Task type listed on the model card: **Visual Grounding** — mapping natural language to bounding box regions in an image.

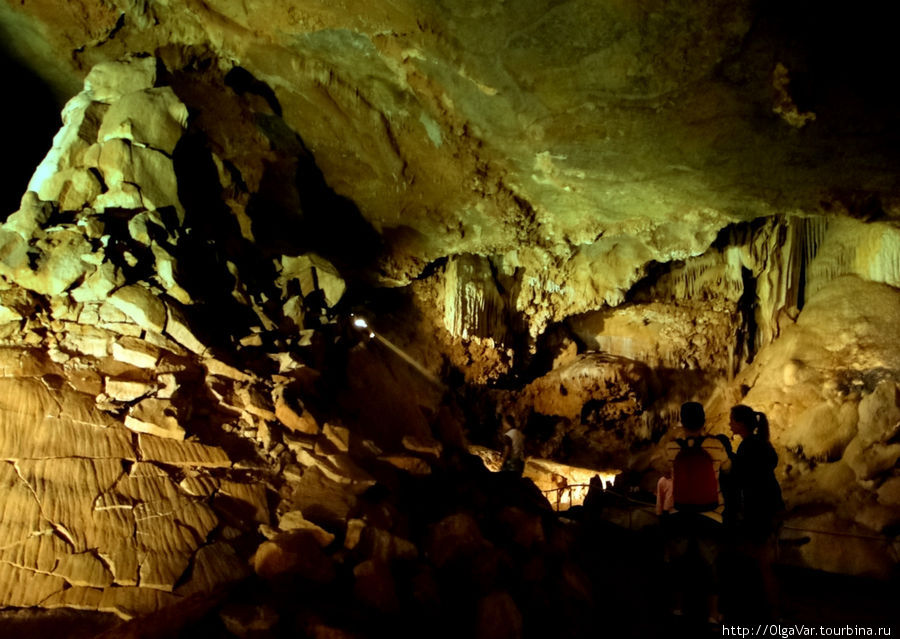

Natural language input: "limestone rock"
[166,304,208,356]
[217,480,269,525]
[59,326,111,359]
[84,57,157,103]
[1,229,95,297]
[151,242,192,304]
[93,182,144,211]
[175,542,248,598]
[137,435,231,468]
[42,585,181,621]
[323,423,350,452]
[401,434,442,458]
[97,87,188,154]
[294,449,375,486]
[289,467,359,528]
[857,381,900,445]
[112,337,160,369]
[276,510,335,547]
[203,357,251,382]
[40,168,103,211]
[71,261,126,304]
[125,399,185,440]
[497,507,545,549]
[280,254,345,308]
[252,531,335,583]
[344,518,366,550]
[178,473,220,498]
[25,93,106,202]
[4,191,54,240]
[108,285,167,333]
[105,378,154,402]
[236,383,277,420]
[0,378,133,460]
[0,563,67,607]
[844,436,900,482]
[274,387,318,435]
[0,305,22,323]
[282,295,305,329]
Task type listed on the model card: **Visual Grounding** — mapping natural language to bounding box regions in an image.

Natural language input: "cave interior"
[0,0,899,635]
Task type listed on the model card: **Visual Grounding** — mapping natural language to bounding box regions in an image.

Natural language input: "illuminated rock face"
[1,1,900,624]
[3,1,900,320]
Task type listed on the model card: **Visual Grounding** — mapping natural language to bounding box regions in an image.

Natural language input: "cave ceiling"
[0,2,900,608]
[3,0,899,306]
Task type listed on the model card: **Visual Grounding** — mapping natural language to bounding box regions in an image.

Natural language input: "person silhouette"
[719,404,784,621]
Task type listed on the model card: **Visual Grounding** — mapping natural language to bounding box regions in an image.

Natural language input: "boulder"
[216,480,270,525]
[857,381,900,445]
[844,436,900,482]
[4,192,54,239]
[236,383,277,421]
[277,510,335,547]
[280,254,345,308]
[112,337,160,369]
[97,87,187,155]
[252,531,335,583]
[323,423,350,452]
[71,261,125,303]
[84,57,157,103]
[167,304,208,356]
[125,399,185,440]
[108,285,167,333]
[105,378,155,402]
[274,386,318,435]
[785,402,857,461]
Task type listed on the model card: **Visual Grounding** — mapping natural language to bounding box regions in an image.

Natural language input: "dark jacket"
[722,436,784,542]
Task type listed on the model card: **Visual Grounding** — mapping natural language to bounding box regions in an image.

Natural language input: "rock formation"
[1,0,900,633]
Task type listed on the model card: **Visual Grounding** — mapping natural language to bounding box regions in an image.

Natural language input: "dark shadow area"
[244,127,384,277]
[171,129,274,350]
[224,66,282,117]
[723,0,900,145]
[1,49,60,219]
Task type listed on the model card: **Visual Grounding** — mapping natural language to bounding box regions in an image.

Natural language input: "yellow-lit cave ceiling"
[0,0,899,635]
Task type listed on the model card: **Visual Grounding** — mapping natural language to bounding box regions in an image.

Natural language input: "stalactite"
[444,254,509,344]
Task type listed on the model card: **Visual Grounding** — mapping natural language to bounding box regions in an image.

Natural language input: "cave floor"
[0,534,896,638]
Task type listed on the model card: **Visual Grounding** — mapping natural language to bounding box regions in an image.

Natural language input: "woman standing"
[721,405,785,620]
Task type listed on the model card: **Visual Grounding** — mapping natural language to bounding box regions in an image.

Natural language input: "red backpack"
[673,436,719,512]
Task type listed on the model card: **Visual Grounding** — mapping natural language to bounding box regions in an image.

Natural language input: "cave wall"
[3,0,900,323]
[1,0,900,592]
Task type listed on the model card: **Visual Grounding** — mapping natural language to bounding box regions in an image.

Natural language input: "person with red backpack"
[663,401,730,623]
